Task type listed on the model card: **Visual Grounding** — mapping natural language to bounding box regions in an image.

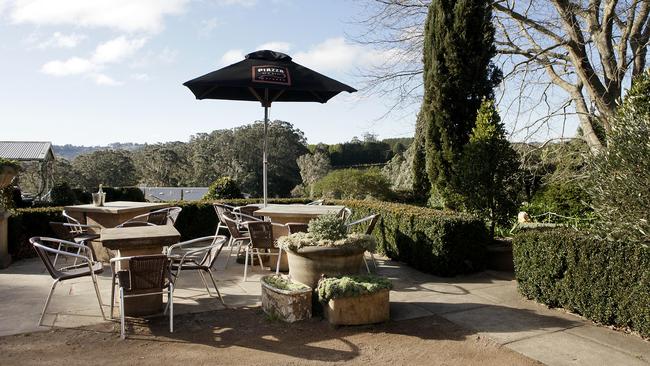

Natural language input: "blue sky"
[0,0,418,146]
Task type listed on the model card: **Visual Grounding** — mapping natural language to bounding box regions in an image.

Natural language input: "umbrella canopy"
[183,50,356,205]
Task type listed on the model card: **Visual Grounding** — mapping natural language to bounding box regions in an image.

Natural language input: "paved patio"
[0,251,648,366]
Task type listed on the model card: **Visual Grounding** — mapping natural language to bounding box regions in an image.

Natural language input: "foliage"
[414,0,502,207]
[513,229,650,337]
[189,120,307,197]
[0,158,21,210]
[0,158,21,171]
[526,181,592,220]
[277,232,376,252]
[7,207,63,259]
[382,142,415,191]
[72,150,138,189]
[307,214,347,241]
[587,70,650,246]
[327,138,393,167]
[102,187,145,202]
[311,168,393,201]
[457,100,521,236]
[262,275,309,292]
[49,183,76,206]
[317,275,393,302]
[203,177,243,200]
[132,142,190,187]
[296,151,331,196]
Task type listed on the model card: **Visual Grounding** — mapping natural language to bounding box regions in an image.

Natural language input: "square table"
[101,225,181,316]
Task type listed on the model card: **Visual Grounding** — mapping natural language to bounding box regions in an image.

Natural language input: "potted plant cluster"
[317,275,393,325]
[261,274,312,322]
[277,214,376,289]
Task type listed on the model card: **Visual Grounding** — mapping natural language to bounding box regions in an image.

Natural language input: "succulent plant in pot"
[277,214,376,289]
[316,275,392,325]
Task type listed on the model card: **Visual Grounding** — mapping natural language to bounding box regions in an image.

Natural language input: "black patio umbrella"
[183,49,356,206]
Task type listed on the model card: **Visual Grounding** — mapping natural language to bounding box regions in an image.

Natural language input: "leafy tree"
[72,150,138,189]
[296,151,331,196]
[312,168,393,201]
[203,176,243,200]
[49,182,77,206]
[413,0,501,208]
[588,70,650,246]
[132,142,190,187]
[457,100,520,236]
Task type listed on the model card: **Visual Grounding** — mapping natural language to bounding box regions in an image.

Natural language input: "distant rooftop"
[0,141,54,161]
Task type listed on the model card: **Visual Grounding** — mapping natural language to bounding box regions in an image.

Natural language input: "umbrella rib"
[248,87,264,103]
[198,85,221,100]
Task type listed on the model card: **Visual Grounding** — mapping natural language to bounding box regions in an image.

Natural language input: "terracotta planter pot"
[285,246,365,289]
[323,288,390,325]
[261,275,312,322]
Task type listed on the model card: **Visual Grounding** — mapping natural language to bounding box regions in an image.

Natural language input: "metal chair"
[115,221,157,228]
[213,203,236,236]
[166,236,228,307]
[243,221,285,281]
[118,207,182,227]
[339,207,353,223]
[29,237,106,326]
[306,199,324,206]
[346,214,380,272]
[109,254,173,339]
[49,221,100,266]
[222,211,251,268]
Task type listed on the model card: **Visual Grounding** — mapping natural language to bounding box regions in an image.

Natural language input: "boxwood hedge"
[513,229,649,337]
[8,198,489,276]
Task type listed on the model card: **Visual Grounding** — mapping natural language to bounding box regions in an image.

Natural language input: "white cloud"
[256,41,291,53]
[92,36,146,64]
[293,37,395,72]
[131,73,150,81]
[199,17,220,37]
[37,32,86,49]
[41,57,96,76]
[220,49,244,65]
[93,73,121,86]
[8,0,188,33]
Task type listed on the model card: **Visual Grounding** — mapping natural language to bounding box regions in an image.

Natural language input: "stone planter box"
[261,275,312,323]
[323,288,390,325]
[285,246,365,289]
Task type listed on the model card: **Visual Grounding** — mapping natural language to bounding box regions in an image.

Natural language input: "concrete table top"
[100,225,181,250]
[253,204,345,219]
[64,201,169,215]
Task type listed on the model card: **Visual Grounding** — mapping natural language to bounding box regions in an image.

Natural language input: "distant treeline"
[309,135,412,168]
[53,143,145,160]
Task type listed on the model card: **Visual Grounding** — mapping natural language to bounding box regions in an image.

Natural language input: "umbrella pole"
[263,105,268,207]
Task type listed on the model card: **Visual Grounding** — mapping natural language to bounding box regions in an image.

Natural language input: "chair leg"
[197,270,212,296]
[255,249,265,270]
[120,287,126,339]
[90,272,106,320]
[38,280,59,326]
[110,273,116,319]
[206,268,226,307]
[370,252,378,269]
[169,283,174,333]
[363,255,371,274]
[275,247,282,275]
[243,246,250,282]
[224,237,234,268]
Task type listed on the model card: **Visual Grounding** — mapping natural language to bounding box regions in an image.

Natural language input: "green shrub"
[8,207,63,259]
[308,214,347,241]
[311,168,393,200]
[49,183,77,206]
[102,187,145,202]
[203,177,243,200]
[317,275,393,302]
[526,181,592,220]
[513,229,650,337]
[262,275,309,291]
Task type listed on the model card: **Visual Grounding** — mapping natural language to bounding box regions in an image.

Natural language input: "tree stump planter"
[261,275,312,323]
[285,246,365,289]
[323,288,390,325]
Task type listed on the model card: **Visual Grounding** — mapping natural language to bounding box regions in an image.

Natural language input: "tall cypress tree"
[413,0,501,207]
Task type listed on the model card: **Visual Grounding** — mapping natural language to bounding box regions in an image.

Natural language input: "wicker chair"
[110,254,173,339]
[346,214,380,272]
[29,237,106,326]
[167,236,228,307]
[243,221,285,281]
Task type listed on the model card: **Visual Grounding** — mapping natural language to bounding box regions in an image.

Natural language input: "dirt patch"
[0,307,540,365]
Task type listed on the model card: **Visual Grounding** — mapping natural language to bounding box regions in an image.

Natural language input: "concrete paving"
[0,251,648,365]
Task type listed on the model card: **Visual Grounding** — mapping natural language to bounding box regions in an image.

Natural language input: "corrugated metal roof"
[0,141,54,161]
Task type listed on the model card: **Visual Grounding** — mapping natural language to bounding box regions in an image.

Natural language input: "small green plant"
[308,214,347,241]
[262,275,309,292]
[277,232,376,252]
[203,176,243,200]
[317,275,393,302]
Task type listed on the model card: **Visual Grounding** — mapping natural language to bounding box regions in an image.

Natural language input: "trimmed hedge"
[513,229,650,337]
[8,198,489,277]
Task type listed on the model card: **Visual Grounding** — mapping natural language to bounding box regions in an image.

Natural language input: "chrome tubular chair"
[286,222,309,234]
[30,237,106,326]
[339,207,353,223]
[243,221,285,281]
[49,221,100,266]
[109,254,173,339]
[306,199,324,206]
[346,214,381,272]
[213,203,236,236]
[166,236,228,307]
[222,211,251,268]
